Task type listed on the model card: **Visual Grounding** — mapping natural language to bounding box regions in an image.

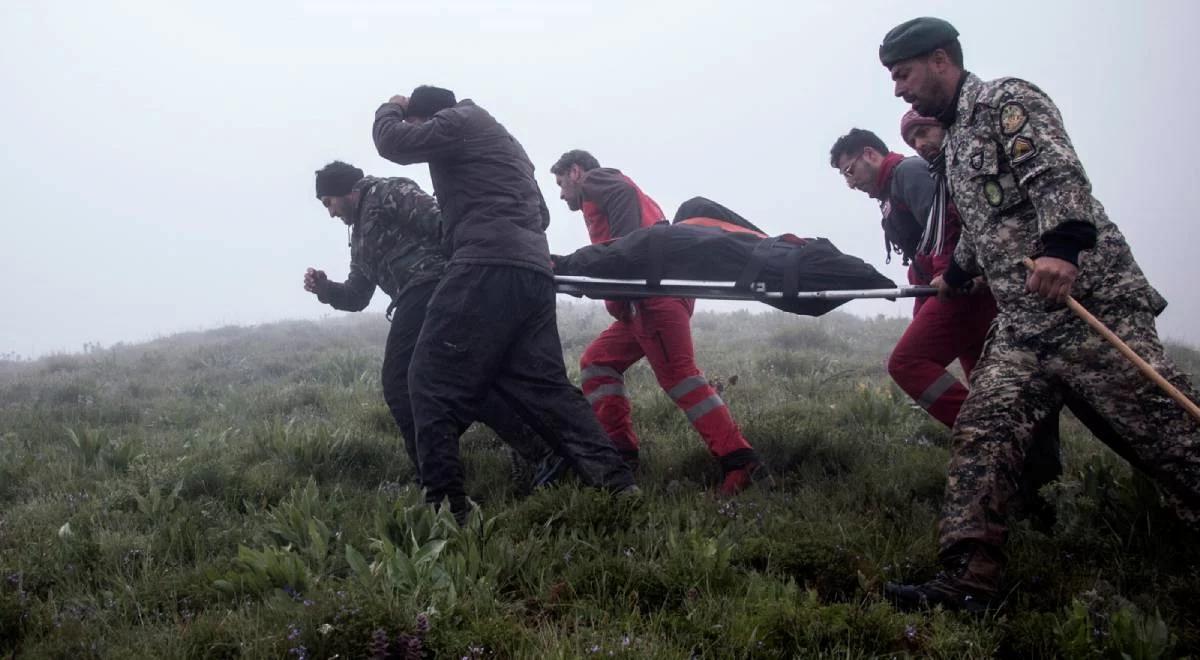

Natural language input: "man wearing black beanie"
[305,160,575,497]
[372,89,638,522]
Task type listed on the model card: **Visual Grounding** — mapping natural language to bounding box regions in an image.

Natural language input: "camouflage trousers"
[938,301,1200,575]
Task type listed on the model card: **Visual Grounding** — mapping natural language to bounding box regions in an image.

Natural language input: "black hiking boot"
[884,573,994,613]
[885,542,1003,614]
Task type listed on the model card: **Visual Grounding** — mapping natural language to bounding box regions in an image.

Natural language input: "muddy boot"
[884,542,1003,614]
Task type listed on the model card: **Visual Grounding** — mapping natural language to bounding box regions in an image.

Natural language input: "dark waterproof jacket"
[373,100,552,275]
[317,176,448,311]
[555,202,895,317]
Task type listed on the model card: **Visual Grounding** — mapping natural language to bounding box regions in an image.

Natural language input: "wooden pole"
[1023,257,1200,423]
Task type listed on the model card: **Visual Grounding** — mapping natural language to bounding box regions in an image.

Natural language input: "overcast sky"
[2,0,1196,357]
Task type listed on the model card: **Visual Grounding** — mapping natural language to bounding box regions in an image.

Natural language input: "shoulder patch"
[970,150,984,170]
[1000,102,1027,136]
[1010,136,1038,165]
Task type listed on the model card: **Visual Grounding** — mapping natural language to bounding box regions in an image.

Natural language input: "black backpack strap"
[735,236,780,290]
[645,224,668,287]
[781,240,810,298]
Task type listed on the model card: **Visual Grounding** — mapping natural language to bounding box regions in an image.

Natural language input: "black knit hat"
[879,17,959,67]
[407,85,457,118]
[314,161,363,199]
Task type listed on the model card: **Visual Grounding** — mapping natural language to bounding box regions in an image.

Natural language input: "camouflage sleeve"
[316,262,375,312]
[373,103,465,165]
[995,80,1099,237]
[375,178,443,243]
[947,229,982,286]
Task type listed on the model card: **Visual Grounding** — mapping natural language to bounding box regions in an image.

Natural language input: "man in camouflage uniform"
[304,161,563,491]
[877,17,1200,612]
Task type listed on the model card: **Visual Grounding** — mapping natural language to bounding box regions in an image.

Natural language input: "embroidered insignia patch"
[970,150,984,170]
[1010,136,1037,164]
[1000,102,1027,136]
[983,178,1004,207]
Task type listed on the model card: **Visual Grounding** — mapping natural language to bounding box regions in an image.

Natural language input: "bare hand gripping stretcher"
[551,197,935,316]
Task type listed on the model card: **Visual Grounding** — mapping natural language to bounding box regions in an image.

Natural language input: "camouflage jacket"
[316,176,447,312]
[944,72,1165,339]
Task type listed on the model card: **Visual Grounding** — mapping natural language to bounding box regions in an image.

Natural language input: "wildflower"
[402,635,423,660]
[369,628,390,660]
[416,612,431,634]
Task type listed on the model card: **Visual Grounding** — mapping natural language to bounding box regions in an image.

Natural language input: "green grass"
[1,305,1198,658]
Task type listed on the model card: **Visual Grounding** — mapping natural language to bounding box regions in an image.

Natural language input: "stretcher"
[551,198,926,315]
[554,275,936,304]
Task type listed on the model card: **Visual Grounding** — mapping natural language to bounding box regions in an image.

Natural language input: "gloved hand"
[605,299,632,322]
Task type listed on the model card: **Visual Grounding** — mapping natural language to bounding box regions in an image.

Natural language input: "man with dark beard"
[877,17,1200,611]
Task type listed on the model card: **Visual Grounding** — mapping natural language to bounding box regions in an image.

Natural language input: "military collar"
[936,71,972,128]
[951,72,984,129]
[349,176,380,226]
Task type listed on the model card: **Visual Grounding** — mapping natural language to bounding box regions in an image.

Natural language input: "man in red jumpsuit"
[830,124,996,427]
[551,150,767,494]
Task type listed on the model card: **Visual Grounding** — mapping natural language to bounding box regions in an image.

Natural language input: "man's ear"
[929,49,950,73]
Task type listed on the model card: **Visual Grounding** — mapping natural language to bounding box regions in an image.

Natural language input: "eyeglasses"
[839,152,865,180]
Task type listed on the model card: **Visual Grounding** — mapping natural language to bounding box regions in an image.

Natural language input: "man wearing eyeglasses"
[830,128,995,429]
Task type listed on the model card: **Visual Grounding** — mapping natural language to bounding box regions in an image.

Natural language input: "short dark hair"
[550,149,601,175]
[829,129,888,168]
[931,38,964,67]
[408,85,457,118]
[314,160,364,198]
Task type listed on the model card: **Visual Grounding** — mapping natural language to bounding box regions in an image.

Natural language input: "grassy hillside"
[1,304,1198,658]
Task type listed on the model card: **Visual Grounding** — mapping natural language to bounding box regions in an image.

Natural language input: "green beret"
[879,17,959,67]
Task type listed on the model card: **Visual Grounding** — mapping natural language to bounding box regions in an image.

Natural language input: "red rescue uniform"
[876,153,997,428]
[575,168,757,470]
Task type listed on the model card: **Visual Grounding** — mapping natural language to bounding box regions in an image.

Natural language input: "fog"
[2,0,1196,357]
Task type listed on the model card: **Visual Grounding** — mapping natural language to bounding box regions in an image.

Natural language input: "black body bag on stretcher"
[553,197,897,317]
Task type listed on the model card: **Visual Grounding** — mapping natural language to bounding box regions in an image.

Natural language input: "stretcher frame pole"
[552,275,935,301]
